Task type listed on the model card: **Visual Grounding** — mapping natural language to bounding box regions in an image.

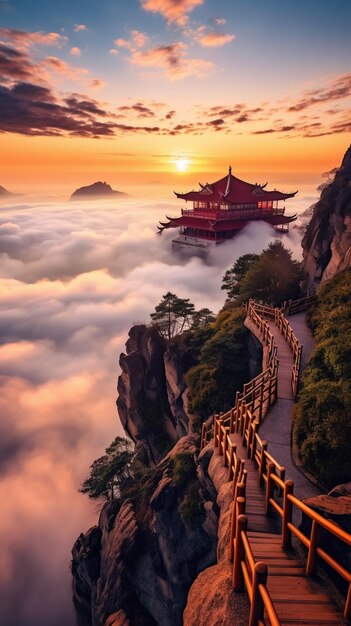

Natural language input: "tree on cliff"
[221,253,259,300]
[150,292,196,339]
[79,436,134,500]
[222,242,302,306]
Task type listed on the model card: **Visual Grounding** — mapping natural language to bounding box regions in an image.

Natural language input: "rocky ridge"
[302,145,351,287]
[70,181,127,200]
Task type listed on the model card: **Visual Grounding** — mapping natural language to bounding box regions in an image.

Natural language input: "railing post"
[218,414,224,456]
[258,382,264,423]
[265,462,275,514]
[306,520,322,576]
[259,441,267,485]
[213,414,219,447]
[223,428,228,467]
[229,491,245,561]
[282,480,294,549]
[229,407,234,433]
[228,443,236,481]
[249,562,268,626]
[250,420,258,460]
[232,514,248,590]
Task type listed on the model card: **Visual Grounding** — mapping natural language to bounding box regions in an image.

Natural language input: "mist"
[0,195,307,626]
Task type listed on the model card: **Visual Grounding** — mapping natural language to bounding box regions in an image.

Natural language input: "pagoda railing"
[181,207,285,220]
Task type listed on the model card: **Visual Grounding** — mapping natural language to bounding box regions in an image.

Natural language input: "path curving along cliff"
[193,299,350,626]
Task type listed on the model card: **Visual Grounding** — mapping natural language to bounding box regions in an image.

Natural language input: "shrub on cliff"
[150,292,214,339]
[79,436,134,500]
[186,306,250,429]
[294,268,351,487]
[222,242,303,306]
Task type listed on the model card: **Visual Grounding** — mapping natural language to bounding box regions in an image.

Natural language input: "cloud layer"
[0,195,304,626]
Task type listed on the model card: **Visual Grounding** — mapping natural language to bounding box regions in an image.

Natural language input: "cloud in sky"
[140,0,204,26]
[0,82,117,136]
[69,46,81,56]
[114,29,148,52]
[197,30,235,47]
[130,41,214,79]
[185,24,235,47]
[74,24,88,32]
[0,27,68,50]
[287,72,351,112]
[0,28,350,139]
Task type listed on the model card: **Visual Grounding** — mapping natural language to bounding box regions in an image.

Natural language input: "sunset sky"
[1,0,350,195]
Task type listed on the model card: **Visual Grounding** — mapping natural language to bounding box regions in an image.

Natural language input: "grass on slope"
[294,268,351,488]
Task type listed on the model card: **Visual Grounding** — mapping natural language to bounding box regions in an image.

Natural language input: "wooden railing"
[282,293,318,316]
[212,401,351,623]
[247,300,303,397]
[200,295,351,623]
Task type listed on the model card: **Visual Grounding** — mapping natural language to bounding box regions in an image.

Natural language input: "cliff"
[72,436,218,626]
[72,319,261,625]
[70,181,127,200]
[117,325,195,466]
[302,145,351,287]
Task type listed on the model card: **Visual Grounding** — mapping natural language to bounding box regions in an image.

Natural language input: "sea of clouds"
[0,195,311,626]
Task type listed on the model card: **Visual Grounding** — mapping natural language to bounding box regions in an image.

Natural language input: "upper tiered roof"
[175,166,297,205]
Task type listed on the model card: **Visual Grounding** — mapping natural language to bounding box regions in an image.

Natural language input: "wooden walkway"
[228,432,343,625]
[209,303,348,625]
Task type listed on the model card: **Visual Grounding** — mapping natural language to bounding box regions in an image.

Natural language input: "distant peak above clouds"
[0,185,15,198]
[70,181,128,200]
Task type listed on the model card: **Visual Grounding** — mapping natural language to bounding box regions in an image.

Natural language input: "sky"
[0,1,350,625]
[0,0,350,195]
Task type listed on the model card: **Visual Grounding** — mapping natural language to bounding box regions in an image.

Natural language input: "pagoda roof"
[175,167,297,204]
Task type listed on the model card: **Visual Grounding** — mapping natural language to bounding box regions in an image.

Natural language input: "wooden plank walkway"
[218,310,345,625]
[252,533,344,625]
[226,432,344,625]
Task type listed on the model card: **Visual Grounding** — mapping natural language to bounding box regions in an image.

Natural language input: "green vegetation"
[79,436,134,501]
[171,452,204,529]
[221,253,259,300]
[294,269,351,487]
[221,241,303,306]
[151,292,214,340]
[186,306,250,430]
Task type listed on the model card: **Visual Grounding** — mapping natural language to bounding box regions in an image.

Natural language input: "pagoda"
[157,167,297,248]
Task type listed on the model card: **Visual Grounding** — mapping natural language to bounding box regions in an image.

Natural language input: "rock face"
[184,444,250,626]
[302,145,351,288]
[301,483,351,589]
[71,437,218,626]
[0,185,15,198]
[72,322,261,625]
[70,181,127,200]
[117,325,195,465]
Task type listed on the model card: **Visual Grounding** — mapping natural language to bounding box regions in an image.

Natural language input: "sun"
[175,157,189,172]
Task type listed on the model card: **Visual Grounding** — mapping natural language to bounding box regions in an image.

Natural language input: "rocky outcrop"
[184,444,250,625]
[302,145,351,288]
[117,325,195,465]
[71,437,218,626]
[70,181,127,200]
[301,483,351,591]
[0,185,15,198]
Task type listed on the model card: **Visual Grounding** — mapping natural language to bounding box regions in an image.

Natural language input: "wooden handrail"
[201,296,351,622]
